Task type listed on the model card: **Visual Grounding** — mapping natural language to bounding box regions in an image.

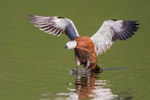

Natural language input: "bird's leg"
[75,56,81,71]
[71,56,81,75]
[82,59,91,74]
[82,52,91,74]
[85,59,90,70]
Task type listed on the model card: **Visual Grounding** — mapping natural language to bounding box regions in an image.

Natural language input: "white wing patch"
[91,20,139,56]
[29,15,79,40]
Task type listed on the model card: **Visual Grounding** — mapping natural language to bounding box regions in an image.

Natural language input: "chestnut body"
[74,37,97,70]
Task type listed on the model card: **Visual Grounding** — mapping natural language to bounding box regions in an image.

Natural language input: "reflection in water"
[74,72,117,100]
[40,68,133,100]
[56,71,118,100]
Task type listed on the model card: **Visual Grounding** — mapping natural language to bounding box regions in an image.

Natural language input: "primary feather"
[29,15,80,40]
[91,19,139,55]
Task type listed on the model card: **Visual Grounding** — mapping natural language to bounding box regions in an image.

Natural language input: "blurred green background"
[0,0,149,100]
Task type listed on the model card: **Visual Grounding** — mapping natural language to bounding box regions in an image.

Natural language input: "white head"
[65,41,77,49]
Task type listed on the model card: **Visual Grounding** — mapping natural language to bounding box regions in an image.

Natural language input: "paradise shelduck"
[29,15,139,73]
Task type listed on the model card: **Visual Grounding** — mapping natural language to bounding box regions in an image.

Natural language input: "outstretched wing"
[90,19,139,56]
[29,15,80,40]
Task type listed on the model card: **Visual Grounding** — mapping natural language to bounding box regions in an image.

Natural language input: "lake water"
[39,69,131,100]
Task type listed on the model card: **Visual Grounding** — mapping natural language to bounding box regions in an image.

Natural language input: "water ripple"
[56,71,118,100]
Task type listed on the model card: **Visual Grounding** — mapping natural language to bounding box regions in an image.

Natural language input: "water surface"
[40,71,119,100]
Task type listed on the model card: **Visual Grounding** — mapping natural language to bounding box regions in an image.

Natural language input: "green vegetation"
[0,0,149,100]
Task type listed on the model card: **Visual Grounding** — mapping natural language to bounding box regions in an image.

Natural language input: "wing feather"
[91,19,139,56]
[29,15,80,40]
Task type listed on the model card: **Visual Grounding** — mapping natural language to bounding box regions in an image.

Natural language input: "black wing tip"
[110,19,117,21]
[129,20,140,26]
[28,14,36,22]
[57,16,65,19]
[118,20,140,40]
[127,20,140,32]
